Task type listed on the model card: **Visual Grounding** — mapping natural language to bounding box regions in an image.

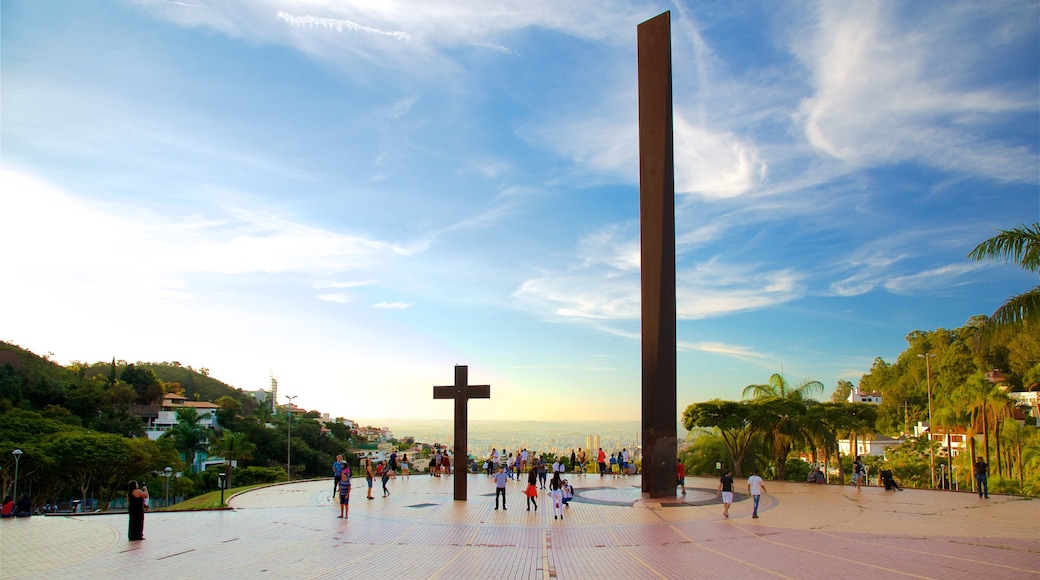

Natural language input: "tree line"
[682,224,1040,495]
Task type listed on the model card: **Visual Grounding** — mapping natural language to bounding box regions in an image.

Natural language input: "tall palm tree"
[161,408,210,473]
[968,222,1040,330]
[210,430,256,488]
[742,373,824,402]
[743,373,824,479]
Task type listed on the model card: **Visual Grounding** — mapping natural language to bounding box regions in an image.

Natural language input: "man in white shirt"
[747,469,766,519]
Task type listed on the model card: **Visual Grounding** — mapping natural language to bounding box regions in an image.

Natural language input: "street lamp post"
[12,449,23,502]
[285,395,297,482]
[918,353,937,488]
[163,466,173,507]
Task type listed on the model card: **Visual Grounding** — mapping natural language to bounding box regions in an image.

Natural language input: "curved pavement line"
[427,527,481,579]
[807,528,1040,576]
[729,522,934,579]
[0,516,121,577]
[608,527,670,579]
[308,523,420,579]
[667,524,797,579]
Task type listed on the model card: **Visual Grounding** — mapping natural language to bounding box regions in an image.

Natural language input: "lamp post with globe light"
[285,395,297,482]
[163,466,173,507]
[918,353,937,488]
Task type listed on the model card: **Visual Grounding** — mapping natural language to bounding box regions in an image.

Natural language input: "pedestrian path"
[2,473,1037,579]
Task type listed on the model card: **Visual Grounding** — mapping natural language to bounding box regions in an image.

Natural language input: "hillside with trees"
[0,342,361,511]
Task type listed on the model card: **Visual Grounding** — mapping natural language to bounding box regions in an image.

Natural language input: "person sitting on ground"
[14,494,32,517]
[880,468,903,491]
[1,495,14,518]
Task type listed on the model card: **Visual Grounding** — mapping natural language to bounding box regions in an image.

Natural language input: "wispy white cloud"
[794,0,1039,183]
[276,11,411,41]
[317,292,355,303]
[374,302,411,309]
[1,167,417,280]
[884,263,985,295]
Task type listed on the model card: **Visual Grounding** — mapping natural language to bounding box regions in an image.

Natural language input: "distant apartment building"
[586,434,601,454]
[837,434,904,457]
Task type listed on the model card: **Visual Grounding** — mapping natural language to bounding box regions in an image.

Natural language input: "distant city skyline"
[3,1,1036,422]
[363,419,645,459]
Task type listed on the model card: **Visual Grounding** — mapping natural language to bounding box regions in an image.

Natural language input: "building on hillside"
[1009,387,1040,427]
[837,434,904,457]
[848,387,882,405]
[137,393,227,473]
[244,388,270,411]
[912,421,969,457]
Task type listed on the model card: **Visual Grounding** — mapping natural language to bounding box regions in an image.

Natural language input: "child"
[338,465,352,518]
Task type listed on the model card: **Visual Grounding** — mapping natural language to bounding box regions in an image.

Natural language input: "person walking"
[550,472,564,520]
[338,464,352,518]
[716,469,734,518]
[365,459,375,499]
[852,456,865,491]
[127,480,148,541]
[381,461,392,497]
[677,460,686,496]
[747,469,766,518]
[597,448,606,476]
[536,455,548,489]
[525,467,539,511]
[493,465,508,510]
[401,453,410,478]
[521,448,529,473]
[974,457,989,498]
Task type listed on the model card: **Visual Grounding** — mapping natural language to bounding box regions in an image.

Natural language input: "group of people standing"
[493,462,573,517]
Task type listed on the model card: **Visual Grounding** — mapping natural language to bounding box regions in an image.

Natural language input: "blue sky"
[2,1,1037,422]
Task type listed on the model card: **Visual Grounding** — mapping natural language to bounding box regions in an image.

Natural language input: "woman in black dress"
[127,480,148,541]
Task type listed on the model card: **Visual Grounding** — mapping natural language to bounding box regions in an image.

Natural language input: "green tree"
[43,430,136,510]
[830,380,854,403]
[161,408,211,473]
[742,373,823,479]
[682,400,764,477]
[209,430,256,488]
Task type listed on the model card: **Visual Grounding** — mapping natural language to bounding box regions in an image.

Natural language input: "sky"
[2,0,1037,423]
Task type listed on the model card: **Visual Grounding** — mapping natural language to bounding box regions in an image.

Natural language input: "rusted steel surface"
[637,11,677,499]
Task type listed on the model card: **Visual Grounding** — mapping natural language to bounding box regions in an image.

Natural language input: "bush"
[783,459,810,482]
[233,466,287,486]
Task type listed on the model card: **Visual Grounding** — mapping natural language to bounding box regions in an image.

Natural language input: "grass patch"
[154,483,271,511]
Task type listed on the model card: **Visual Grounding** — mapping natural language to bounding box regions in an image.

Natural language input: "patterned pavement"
[1,473,1037,579]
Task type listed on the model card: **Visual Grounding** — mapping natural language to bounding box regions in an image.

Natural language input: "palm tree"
[967,222,1040,330]
[743,373,824,479]
[210,430,256,488]
[742,373,824,402]
[161,407,210,473]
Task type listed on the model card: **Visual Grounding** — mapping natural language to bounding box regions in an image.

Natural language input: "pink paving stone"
[2,474,1037,579]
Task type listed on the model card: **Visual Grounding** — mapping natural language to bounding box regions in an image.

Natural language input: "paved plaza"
[2,473,1038,579]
